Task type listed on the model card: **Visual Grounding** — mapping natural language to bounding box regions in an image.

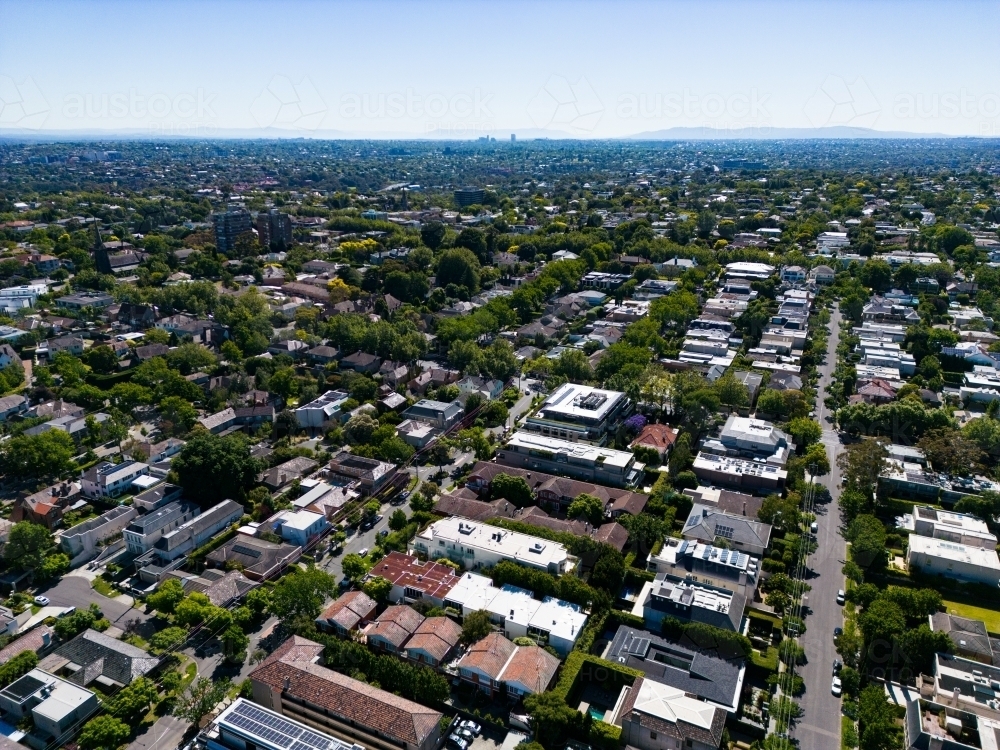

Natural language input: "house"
[403,617,462,668]
[135,343,169,361]
[55,291,114,310]
[0,395,27,422]
[249,636,444,750]
[633,573,745,632]
[367,552,459,608]
[46,335,84,360]
[116,303,157,329]
[906,535,1000,585]
[60,506,138,565]
[400,399,464,430]
[682,504,772,556]
[364,605,425,654]
[328,451,396,493]
[766,372,804,392]
[267,339,309,359]
[606,626,746,713]
[456,632,559,698]
[396,419,436,449]
[901,698,1000,750]
[81,460,149,499]
[295,390,351,430]
[809,264,836,284]
[630,423,679,461]
[781,265,806,283]
[43,629,158,688]
[11,482,81,529]
[264,508,329,546]
[929,612,994,664]
[379,360,410,387]
[260,457,319,491]
[617,677,726,750]
[700,414,794,467]
[341,351,382,374]
[305,345,340,366]
[409,517,574,575]
[0,625,53,667]
[147,499,244,562]
[0,669,98,749]
[205,535,302,581]
[647,539,759,599]
[456,375,504,401]
[315,591,378,636]
[293,482,358,520]
[0,344,17,368]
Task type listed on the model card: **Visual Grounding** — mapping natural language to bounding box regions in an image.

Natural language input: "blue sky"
[2,0,999,138]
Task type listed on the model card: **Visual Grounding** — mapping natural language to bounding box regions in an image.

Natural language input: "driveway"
[793,303,847,750]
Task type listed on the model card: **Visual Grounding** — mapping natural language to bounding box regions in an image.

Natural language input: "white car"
[358,547,369,557]
[810,522,818,534]
[33,596,49,606]
[836,589,846,605]
[831,677,842,697]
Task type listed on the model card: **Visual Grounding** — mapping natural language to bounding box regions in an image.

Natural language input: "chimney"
[954,687,961,706]
[284,676,291,690]
[42,631,50,647]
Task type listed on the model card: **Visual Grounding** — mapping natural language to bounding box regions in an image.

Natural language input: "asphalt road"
[41,574,149,628]
[794,303,848,750]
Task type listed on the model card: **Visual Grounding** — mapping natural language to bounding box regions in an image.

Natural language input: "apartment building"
[60,506,138,566]
[497,431,643,488]
[151,499,244,562]
[523,382,632,445]
[123,501,200,555]
[898,505,998,549]
[647,538,759,598]
[633,573,746,632]
[81,461,150,500]
[409,516,574,575]
[906,536,1000,586]
[701,414,794,467]
[692,453,787,491]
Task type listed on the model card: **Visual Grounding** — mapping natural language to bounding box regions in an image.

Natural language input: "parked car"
[378,529,389,538]
[33,596,49,606]
[447,735,469,750]
[836,589,845,605]
[833,659,842,675]
[833,627,843,641]
[459,720,481,736]
[831,677,842,697]
[456,729,475,742]
[358,547,369,557]
[338,577,352,590]
[810,521,818,534]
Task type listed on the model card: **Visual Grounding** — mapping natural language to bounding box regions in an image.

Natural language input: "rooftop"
[213,698,361,750]
[908,535,1000,569]
[504,431,635,470]
[535,382,627,423]
[415,517,571,570]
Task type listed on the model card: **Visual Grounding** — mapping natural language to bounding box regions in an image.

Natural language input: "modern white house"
[523,382,632,445]
[497,431,643,488]
[897,505,998,549]
[80,460,150,499]
[410,516,575,575]
[123,501,201,555]
[0,669,99,749]
[294,390,351,430]
[906,535,1000,585]
[266,508,329,547]
[60,506,138,566]
[151,499,244,561]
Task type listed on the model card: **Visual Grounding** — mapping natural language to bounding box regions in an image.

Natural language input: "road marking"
[796,723,841,739]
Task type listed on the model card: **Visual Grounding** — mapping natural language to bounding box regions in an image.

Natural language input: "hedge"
[552,651,643,703]
[0,651,38,689]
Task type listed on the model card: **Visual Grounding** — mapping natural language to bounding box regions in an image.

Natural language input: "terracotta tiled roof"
[593,522,630,551]
[500,645,560,694]
[366,605,425,648]
[404,617,462,662]
[259,634,325,669]
[318,591,377,631]
[250,639,442,746]
[631,423,680,451]
[369,552,459,600]
[458,632,516,681]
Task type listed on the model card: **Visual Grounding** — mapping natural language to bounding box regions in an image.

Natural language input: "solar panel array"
[714,524,735,540]
[227,701,339,750]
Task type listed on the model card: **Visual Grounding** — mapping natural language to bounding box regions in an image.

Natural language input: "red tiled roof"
[0,626,52,665]
[500,645,560,694]
[631,423,679,451]
[370,552,459,599]
[250,638,441,746]
[318,591,377,631]
[404,617,462,662]
[593,522,629,551]
[259,634,324,669]
[457,632,516,681]
[366,605,425,648]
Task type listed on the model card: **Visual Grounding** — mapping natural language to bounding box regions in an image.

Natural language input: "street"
[793,303,848,750]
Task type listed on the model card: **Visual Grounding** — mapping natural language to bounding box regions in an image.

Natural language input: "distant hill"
[626,125,952,140]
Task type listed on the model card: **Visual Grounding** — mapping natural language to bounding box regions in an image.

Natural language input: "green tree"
[436,248,481,293]
[268,366,299,400]
[4,521,52,573]
[342,553,370,582]
[787,418,822,449]
[490,473,534,507]
[38,553,70,582]
[917,427,984,476]
[147,579,187,615]
[221,624,250,664]
[1,430,76,480]
[421,221,447,250]
[78,715,130,750]
[269,568,338,620]
[159,396,198,434]
[388,509,408,531]
[85,344,119,374]
[523,691,582,749]
[171,432,265,507]
[362,576,393,603]
[149,626,190,654]
[461,610,494,644]
[173,677,232,724]
[567,494,605,526]
[106,676,158,723]
[345,413,379,445]
[847,514,887,570]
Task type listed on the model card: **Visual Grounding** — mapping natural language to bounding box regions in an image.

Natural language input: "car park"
[836,589,845,605]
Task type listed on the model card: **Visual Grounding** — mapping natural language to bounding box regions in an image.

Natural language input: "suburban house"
[364,605,425,655]
[456,632,559,699]
[60,506,138,566]
[315,591,378,636]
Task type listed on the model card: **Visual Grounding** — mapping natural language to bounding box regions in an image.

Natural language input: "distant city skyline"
[2,0,1000,139]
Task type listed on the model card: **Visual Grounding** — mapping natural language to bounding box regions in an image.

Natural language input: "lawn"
[841,715,857,750]
[92,577,116,598]
[751,646,778,672]
[942,600,1000,634]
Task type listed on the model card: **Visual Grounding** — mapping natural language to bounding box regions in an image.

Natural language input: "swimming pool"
[588,707,606,722]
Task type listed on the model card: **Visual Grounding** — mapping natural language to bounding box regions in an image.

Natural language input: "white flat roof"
[506,431,634,469]
[632,678,717,730]
[908,535,1000,569]
[443,572,496,610]
[418,516,570,569]
[537,382,626,422]
[282,509,324,531]
[528,597,587,642]
[485,585,540,628]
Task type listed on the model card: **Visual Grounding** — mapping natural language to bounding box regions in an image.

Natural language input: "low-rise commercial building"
[410,517,574,575]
